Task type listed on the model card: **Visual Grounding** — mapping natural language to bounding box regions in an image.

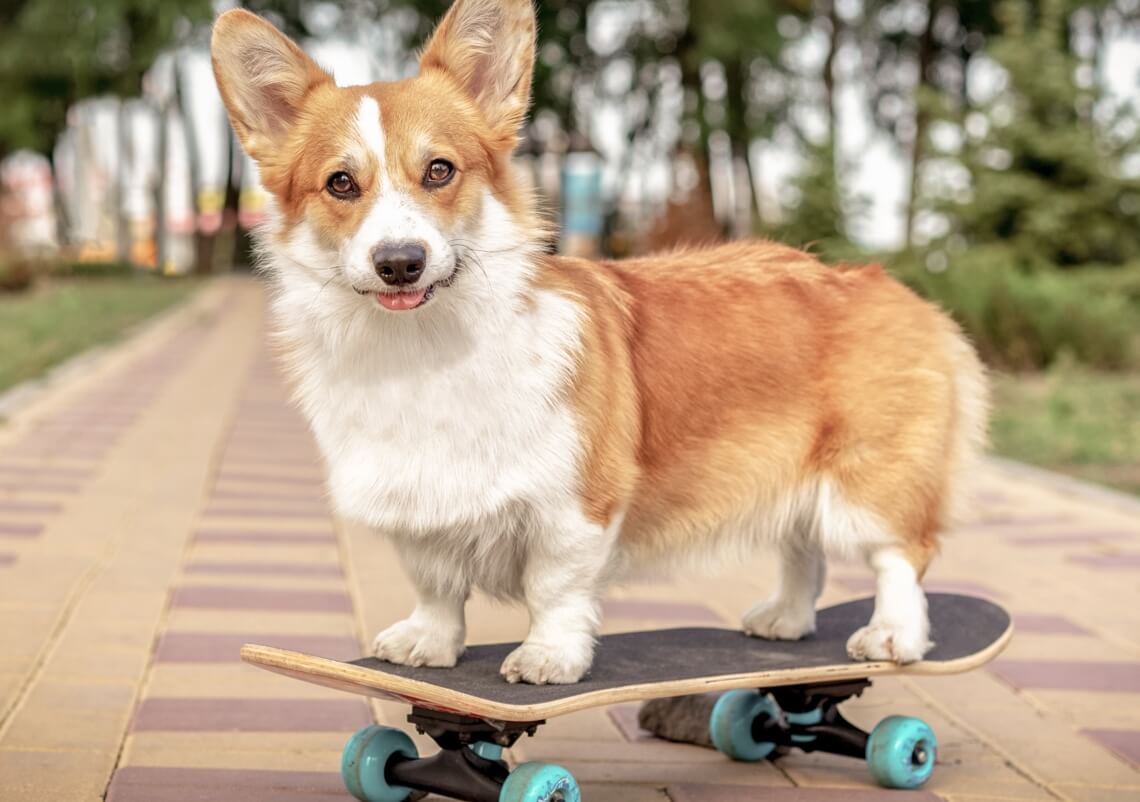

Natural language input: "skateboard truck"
[343,707,572,802]
[642,679,938,789]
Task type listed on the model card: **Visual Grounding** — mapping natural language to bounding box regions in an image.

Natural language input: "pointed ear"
[210,9,332,161]
[418,0,536,145]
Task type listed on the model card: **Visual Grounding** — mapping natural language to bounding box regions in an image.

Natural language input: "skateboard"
[241,593,1011,802]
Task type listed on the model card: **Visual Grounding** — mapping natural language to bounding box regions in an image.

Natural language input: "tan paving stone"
[0,747,117,802]
[578,783,671,801]
[543,755,793,785]
[145,663,352,700]
[1,677,137,751]
[0,606,60,674]
[1026,690,1140,731]
[905,671,1139,787]
[187,543,343,564]
[121,731,346,771]
[176,572,347,591]
[1053,784,1140,802]
[163,607,358,637]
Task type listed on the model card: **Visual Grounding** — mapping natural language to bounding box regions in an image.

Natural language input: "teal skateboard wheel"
[341,724,419,802]
[709,689,781,761]
[499,761,580,802]
[865,715,937,788]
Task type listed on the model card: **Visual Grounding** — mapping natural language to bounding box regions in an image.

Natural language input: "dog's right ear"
[211,9,332,161]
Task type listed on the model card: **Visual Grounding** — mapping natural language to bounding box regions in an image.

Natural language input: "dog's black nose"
[372,243,426,286]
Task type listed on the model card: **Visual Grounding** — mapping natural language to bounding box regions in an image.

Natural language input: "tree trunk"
[905,0,938,250]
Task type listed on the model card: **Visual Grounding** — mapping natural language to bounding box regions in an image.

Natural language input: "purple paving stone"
[0,465,91,478]
[193,531,337,545]
[0,500,62,514]
[131,697,370,732]
[211,489,327,504]
[106,767,346,802]
[1013,613,1090,636]
[668,785,940,801]
[990,659,1140,692]
[155,633,358,662]
[977,514,1072,527]
[1068,553,1140,569]
[602,598,725,624]
[202,506,330,520]
[0,481,82,494]
[215,471,324,486]
[185,560,342,576]
[0,522,44,538]
[171,586,353,613]
[607,704,651,741]
[1011,532,1134,547]
[1081,728,1140,768]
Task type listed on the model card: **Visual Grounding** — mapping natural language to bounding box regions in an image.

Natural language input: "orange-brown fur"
[533,242,979,574]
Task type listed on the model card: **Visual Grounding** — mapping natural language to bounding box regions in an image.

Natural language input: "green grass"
[991,365,1140,495]
[0,276,196,394]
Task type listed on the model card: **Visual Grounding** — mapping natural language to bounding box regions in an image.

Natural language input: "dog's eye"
[326,172,359,199]
[425,159,455,187]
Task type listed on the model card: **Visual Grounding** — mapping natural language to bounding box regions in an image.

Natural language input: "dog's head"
[211,0,541,314]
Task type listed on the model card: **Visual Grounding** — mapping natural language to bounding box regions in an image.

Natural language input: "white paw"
[846,621,931,664]
[500,641,592,685]
[371,618,463,668]
[742,599,817,641]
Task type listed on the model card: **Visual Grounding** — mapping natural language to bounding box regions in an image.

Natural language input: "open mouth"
[356,265,459,312]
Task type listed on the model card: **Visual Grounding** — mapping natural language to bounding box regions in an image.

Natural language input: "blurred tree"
[862,0,1003,249]
[945,0,1140,267]
[0,0,212,157]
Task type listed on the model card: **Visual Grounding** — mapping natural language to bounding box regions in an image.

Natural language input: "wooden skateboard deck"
[241,593,1011,722]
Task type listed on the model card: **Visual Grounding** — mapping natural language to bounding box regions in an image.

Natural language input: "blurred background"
[0,0,1137,493]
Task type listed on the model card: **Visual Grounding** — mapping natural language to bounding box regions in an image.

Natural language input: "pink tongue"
[376,289,427,311]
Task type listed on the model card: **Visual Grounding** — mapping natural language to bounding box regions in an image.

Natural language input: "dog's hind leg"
[846,545,931,663]
[743,534,825,641]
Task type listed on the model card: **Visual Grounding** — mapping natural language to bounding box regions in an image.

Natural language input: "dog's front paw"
[846,621,931,664]
[742,599,816,641]
[372,618,463,668]
[500,641,592,685]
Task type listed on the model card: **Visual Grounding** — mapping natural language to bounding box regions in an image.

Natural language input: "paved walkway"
[1,276,1138,802]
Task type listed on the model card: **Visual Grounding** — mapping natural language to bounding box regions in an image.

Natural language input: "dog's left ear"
[419,0,536,146]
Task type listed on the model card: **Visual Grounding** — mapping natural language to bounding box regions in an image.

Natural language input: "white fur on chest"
[270,267,586,537]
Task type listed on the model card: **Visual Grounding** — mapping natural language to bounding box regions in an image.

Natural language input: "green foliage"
[0,0,213,156]
[50,260,135,278]
[944,0,1140,268]
[0,274,194,392]
[771,139,870,253]
[891,248,1140,371]
[990,365,1140,495]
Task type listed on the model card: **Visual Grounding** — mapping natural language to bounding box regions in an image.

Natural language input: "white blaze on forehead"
[354,96,387,183]
[340,95,453,288]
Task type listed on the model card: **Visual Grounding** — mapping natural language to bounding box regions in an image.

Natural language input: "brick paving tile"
[989,660,1140,692]
[0,522,41,537]
[1068,553,1140,569]
[106,767,345,802]
[154,632,358,662]
[1012,613,1091,635]
[170,586,353,612]
[1009,531,1135,546]
[131,698,370,732]
[184,560,343,576]
[1080,729,1140,768]
[668,787,941,801]
[602,598,727,624]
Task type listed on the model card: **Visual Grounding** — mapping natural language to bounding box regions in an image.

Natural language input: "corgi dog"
[211,0,987,685]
